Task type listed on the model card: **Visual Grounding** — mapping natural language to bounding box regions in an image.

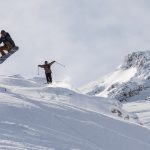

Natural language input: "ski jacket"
[0,32,15,47]
[39,61,55,73]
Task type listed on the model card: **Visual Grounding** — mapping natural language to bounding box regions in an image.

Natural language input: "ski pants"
[0,42,13,56]
[45,73,52,83]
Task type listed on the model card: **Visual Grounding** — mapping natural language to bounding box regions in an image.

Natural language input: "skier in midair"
[0,30,16,57]
[38,60,56,84]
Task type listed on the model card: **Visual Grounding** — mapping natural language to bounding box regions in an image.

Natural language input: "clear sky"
[0,0,150,87]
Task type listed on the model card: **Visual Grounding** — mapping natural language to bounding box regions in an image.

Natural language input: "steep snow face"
[95,67,137,98]
[101,68,137,86]
[0,75,150,149]
[81,51,150,102]
[80,67,137,97]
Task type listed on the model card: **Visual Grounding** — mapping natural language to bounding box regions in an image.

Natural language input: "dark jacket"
[0,32,15,47]
[39,61,55,74]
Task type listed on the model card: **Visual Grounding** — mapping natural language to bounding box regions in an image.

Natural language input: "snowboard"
[0,46,19,64]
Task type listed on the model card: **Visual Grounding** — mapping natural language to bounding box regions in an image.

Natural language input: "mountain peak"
[121,51,150,70]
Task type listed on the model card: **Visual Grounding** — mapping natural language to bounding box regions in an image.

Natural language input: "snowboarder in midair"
[38,61,56,84]
[0,30,16,57]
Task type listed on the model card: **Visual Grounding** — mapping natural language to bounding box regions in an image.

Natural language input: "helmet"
[1,30,5,34]
[45,61,48,64]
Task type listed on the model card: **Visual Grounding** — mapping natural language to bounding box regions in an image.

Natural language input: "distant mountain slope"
[0,75,150,149]
[80,51,150,129]
[81,51,150,102]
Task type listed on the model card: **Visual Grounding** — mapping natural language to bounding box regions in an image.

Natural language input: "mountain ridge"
[81,51,150,102]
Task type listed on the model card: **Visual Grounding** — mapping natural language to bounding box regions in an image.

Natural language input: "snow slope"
[80,51,150,129]
[123,100,150,128]
[0,75,150,149]
[81,67,137,98]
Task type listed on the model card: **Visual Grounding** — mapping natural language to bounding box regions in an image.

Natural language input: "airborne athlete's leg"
[0,45,7,56]
[5,42,13,53]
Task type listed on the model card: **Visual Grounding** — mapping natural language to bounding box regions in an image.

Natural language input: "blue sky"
[0,0,150,87]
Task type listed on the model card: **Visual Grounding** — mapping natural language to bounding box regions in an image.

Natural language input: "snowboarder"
[0,30,16,57]
[38,61,56,84]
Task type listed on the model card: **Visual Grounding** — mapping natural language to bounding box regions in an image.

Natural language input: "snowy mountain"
[0,75,150,149]
[81,51,150,102]
[81,51,150,128]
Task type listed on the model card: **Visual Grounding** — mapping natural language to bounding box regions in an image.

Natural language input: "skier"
[0,30,16,57]
[38,60,56,84]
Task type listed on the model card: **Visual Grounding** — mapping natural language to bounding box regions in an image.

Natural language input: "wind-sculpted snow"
[0,75,150,149]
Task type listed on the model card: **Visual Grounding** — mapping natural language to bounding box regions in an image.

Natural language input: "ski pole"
[56,61,66,68]
[38,66,39,75]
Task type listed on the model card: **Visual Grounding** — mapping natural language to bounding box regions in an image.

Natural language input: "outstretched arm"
[49,61,56,66]
[38,65,44,68]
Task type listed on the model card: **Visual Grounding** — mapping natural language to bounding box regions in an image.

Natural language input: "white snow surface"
[81,67,137,98]
[0,75,150,150]
[123,100,150,128]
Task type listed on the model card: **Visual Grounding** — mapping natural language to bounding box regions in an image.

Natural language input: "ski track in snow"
[0,76,150,150]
